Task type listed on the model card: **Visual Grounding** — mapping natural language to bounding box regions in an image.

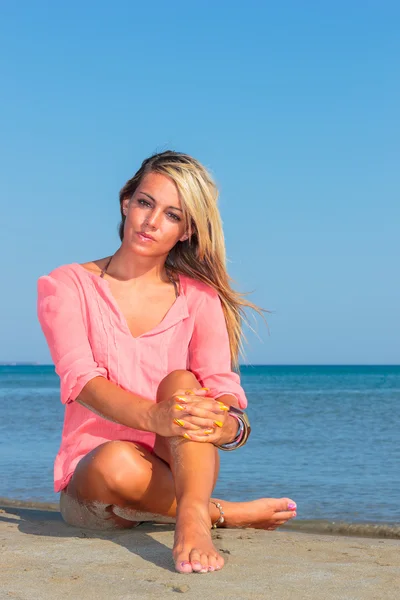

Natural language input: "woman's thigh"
[60,439,174,530]
[60,369,221,530]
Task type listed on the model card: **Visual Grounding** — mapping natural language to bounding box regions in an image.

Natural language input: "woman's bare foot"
[221,497,297,530]
[173,501,225,574]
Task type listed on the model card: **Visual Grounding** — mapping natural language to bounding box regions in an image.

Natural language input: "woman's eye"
[168,212,181,221]
[138,199,151,207]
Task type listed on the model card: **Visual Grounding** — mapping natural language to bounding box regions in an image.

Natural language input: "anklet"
[210,500,225,529]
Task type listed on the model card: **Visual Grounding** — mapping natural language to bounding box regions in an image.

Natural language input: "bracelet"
[215,407,251,451]
[210,500,225,529]
[225,412,244,445]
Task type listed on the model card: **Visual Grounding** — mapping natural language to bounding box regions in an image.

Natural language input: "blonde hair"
[119,151,269,369]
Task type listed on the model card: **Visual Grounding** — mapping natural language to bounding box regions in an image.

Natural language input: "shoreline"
[1,496,399,540]
[2,502,399,600]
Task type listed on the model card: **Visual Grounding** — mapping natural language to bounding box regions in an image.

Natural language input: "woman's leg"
[61,370,297,573]
[155,370,223,573]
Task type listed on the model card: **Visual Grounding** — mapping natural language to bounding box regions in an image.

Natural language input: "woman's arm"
[37,269,208,437]
[187,284,249,444]
[76,376,156,430]
[37,269,158,429]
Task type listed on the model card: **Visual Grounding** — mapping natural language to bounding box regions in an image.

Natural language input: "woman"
[37,151,297,575]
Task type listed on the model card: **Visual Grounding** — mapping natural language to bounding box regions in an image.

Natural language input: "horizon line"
[1,363,399,368]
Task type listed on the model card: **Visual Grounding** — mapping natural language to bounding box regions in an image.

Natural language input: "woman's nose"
[146,209,163,229]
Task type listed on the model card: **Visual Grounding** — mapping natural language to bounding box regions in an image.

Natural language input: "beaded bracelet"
[210,500,225,529]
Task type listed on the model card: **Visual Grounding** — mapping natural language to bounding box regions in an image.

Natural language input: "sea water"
[0,365,399,526]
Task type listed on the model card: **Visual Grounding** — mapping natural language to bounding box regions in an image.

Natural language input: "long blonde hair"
[119,151,269,369]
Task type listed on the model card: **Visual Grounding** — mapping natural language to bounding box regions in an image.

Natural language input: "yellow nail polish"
[176,395,187,402]
[175,404,185,411]
[185,389,195,395]
[217,402,229,411]
[201,387,210,391]
[173,419,185,427]
[204,429,214,435]
[214,420,223,428]
[183,433,192,440]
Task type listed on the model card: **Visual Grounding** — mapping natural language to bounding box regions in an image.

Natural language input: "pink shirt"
[37,263,247,493]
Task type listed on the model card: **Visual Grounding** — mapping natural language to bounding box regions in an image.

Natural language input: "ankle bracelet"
[210,500,225,529]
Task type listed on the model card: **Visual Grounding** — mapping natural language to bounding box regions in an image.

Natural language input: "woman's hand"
[148,388,228,439]
[183,395,239,445]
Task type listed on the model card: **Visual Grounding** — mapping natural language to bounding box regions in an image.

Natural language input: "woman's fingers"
[182,399,229,416]
[170,389,228,438]
[173,387,210,400]
[172,416,218,432]
[184,430,219,443]
[173,401,226,428]
[182,414,222,430]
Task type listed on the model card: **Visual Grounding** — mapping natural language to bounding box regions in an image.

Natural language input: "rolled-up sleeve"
[37,271,107,404]
[188,287,247,409]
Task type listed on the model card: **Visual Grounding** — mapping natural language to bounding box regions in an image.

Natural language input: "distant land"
[0,362,41,366]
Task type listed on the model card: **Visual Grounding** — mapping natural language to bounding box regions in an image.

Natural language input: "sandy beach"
[1,500,399,600]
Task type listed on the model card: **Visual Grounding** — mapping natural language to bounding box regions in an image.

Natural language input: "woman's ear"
[179,232,189,242]
[122,198,129,216]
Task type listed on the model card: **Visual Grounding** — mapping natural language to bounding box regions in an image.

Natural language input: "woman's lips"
[136,232,155,242]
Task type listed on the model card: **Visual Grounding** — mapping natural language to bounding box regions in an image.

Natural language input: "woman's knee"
[74,441,152,500]
[157,369,200,402]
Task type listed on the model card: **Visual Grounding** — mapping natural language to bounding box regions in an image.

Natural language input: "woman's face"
[121,172,188,259]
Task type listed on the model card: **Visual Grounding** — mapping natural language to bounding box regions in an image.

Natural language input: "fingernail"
[217,402,229,411]
[214,420,223,428]
[183,433,192,440]
[175,404,185,411]
[176,395,187,402]
[201,387,210,391]
[204,429,214,435]
[288,502,297,510]
[184,389,195,394]
[174,419,185,427]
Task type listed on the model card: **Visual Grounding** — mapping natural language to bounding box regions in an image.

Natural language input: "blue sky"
[1,1,399,365]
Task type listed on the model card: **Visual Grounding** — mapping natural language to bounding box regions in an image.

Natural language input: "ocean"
[1,364,399,530]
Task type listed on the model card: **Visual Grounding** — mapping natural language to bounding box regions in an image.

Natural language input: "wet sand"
[1,500,399,600]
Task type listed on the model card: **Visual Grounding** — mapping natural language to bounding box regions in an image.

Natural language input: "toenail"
[208,566,215,572]
[180,561,190,568]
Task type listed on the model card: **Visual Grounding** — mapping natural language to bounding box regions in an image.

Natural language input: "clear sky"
[1,1,399,365]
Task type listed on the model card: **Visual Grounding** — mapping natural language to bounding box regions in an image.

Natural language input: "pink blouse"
[37,263,247,493]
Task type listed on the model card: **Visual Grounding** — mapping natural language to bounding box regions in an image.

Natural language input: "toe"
[281,497,297,511]
[215,554,225,571]
[189,549,202,572]
[276,510,297,521]
[208,554,218,572]
[175,558,193,574]
[199,552,209,573]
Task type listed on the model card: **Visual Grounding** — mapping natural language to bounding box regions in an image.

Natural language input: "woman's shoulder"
[179,273,219,305]
[38,259,108,293]
[42,258,108,280]
[37,260,108,306]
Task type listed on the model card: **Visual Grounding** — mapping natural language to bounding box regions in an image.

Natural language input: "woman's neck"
[105,246,169,284]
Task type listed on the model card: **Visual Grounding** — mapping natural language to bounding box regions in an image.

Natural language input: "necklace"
[100,254,179,298]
